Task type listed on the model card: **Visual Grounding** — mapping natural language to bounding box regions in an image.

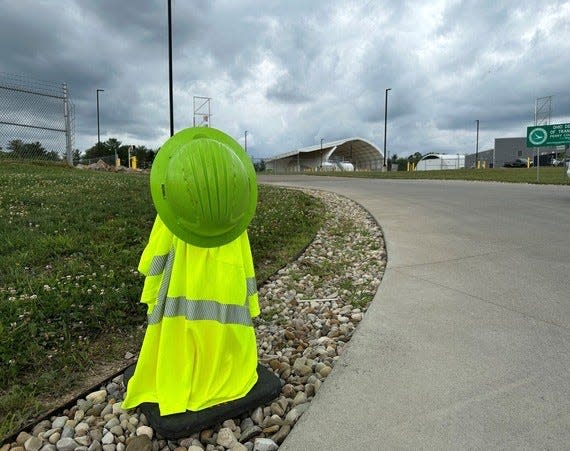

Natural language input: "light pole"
[475,119,479,168]
[383,88,391,170]
[244,130,248,154]
[320,138,324,170]
[168,0,174,136]
[96,89,104,149]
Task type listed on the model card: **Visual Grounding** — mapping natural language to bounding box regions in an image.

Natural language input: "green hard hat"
[150,127,257,248]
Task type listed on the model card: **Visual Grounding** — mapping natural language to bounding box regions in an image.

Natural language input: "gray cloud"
[0,0,569,158]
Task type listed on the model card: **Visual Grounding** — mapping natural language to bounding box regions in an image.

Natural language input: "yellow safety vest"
[122,216,260,415]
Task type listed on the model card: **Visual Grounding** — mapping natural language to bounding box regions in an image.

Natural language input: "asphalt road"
[258,175,570,451]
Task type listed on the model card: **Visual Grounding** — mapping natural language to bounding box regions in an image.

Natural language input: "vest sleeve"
[138,215,174,276]
[241,232,260,318]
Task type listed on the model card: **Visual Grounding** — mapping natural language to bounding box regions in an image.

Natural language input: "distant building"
[265,138,383,172]
[465,149,494,168]
[466,137,537,168]
[415,154,465,171]
[494,138,535,167]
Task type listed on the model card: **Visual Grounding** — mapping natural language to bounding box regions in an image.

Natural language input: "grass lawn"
[0,161,324,440]
[305,166,570,184]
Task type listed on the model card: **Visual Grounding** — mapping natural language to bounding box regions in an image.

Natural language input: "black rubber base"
[123,363,282,439]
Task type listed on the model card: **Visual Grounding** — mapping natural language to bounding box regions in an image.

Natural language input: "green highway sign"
[527,123,570,147]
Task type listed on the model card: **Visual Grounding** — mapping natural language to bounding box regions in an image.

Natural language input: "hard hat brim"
[150,127,257,248]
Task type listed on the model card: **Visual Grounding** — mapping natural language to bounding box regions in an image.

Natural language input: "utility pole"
[475,119,479,168]
[168,0,174,136]
[244,130,248,154]
[96,89,104,148]
[383,88,391,170]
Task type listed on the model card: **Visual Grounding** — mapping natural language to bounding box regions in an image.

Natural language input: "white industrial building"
[415,154,466,171]
[265,138,384,172]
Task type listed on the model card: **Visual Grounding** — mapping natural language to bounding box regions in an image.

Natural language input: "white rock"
[86,390,107,404]
[285,408,300,425]
[24,436,42,451]
[75,436,91,447]
[216,428,237,448]
[292,391,307,406]
[55,438,78,451]
[52,416,68,429]
[75,422,90,436]
[101,432,114,445]
[136,425,153,439]
[112,403,126,415]
[49,432,61,445]
[253,438,278,451]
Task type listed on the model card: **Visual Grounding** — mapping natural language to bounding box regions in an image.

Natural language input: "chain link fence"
[0,73,75,165]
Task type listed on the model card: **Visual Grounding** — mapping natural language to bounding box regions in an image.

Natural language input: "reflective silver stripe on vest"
[148,296,252,326]
[246,277,257,296]
[147,247,252,327]
[148,252,170,276]
[156,249,175,303]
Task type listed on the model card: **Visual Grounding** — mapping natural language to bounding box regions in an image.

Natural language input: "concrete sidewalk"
[259,176,570,450]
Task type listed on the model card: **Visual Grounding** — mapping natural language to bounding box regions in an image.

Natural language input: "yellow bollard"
[527,157,530,168]
[130,156,138,170]
[115,158,121,167]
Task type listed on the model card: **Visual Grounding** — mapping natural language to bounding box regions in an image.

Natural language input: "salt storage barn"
[266,138,384,172]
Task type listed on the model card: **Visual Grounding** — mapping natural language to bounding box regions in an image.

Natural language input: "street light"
[168,0,174,136]
[383,88,391,169]
[96,89,104,148]
[475,119,479,168]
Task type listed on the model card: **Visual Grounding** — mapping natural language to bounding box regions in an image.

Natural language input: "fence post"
[63,83,73,166]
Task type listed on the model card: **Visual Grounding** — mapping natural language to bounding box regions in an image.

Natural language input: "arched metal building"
[415,154,465,171]
[266,138,384,172]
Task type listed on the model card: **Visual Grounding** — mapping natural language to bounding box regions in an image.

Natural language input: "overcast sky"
[1,0,569,159]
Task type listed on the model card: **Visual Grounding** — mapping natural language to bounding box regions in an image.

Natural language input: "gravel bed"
[2,189,386,451]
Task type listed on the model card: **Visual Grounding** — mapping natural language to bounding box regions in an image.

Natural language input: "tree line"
[1,140,61,161]
[2,138,425,172]
[0,138,157,168]
[80,138,156,168]
[389,152,423,170]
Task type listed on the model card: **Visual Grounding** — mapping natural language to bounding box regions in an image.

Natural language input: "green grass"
[0,161,324,440]
[304,166,570,184]
[249,185,325,282]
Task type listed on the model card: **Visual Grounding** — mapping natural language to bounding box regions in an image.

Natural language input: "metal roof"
[266,137,383,162]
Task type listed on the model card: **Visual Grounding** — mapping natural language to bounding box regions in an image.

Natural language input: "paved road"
[258,175,570,450]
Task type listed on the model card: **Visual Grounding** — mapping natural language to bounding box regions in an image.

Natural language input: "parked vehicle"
[504,158,532,168]
[552,158,570,167]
